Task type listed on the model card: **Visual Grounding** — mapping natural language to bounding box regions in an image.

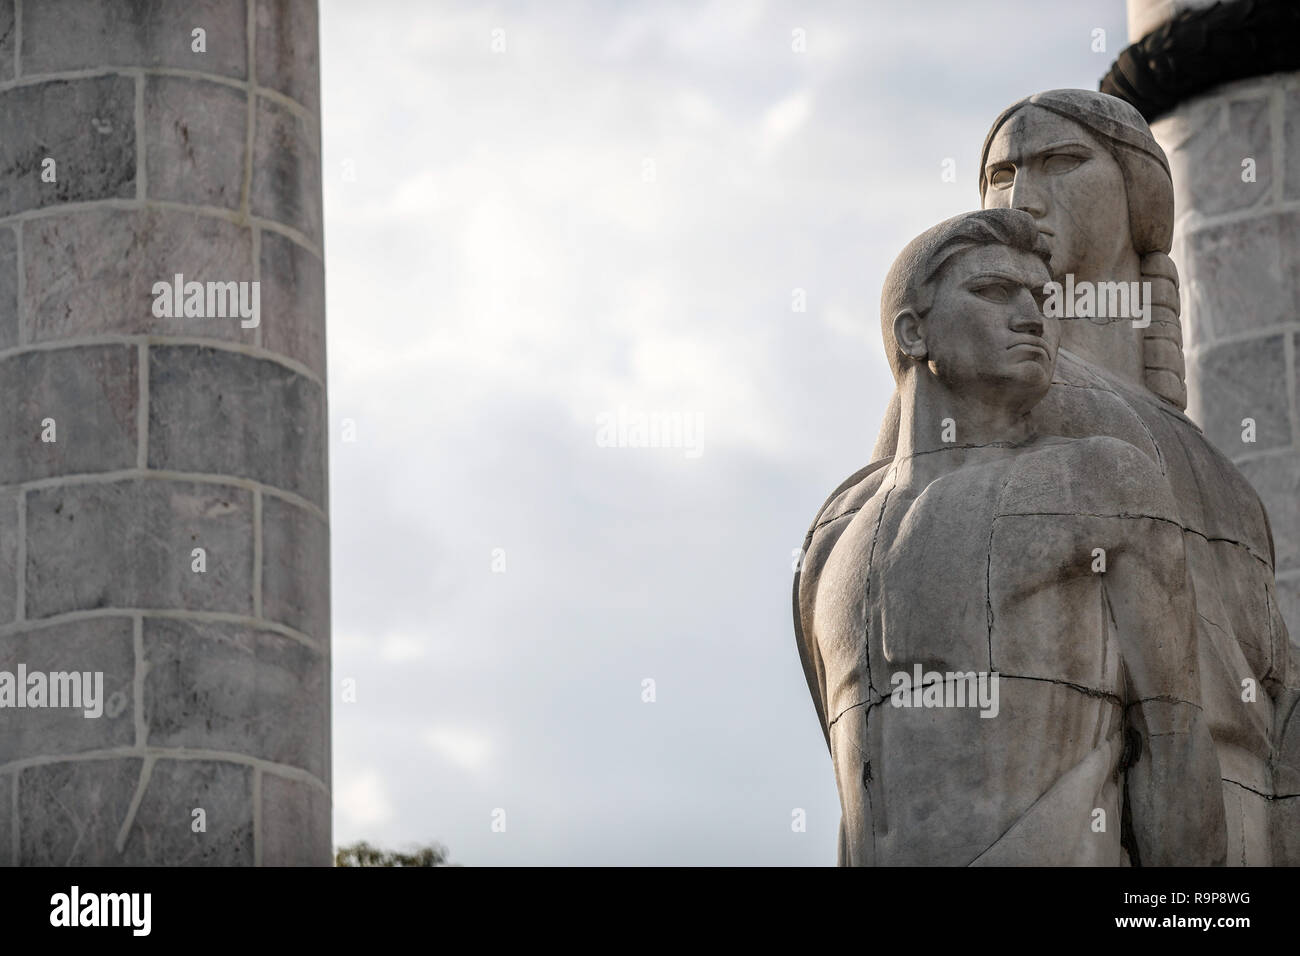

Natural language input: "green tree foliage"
[335,840,454,867]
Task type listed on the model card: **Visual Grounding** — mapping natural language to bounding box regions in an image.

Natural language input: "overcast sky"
[319,0,1129,865]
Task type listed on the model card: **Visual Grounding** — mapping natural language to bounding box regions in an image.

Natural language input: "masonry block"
[1188,334,1292,455]
[1165,94,1273,220]
[21,0,247,78]
[149,346,326,505]
[0,618,136,764]
[0,346,137,483]
[1185,210,1300,340]
[120,759,254,865]
[0,76,136,217]
[143,617,327,778]
[145,75,247,209]
[256,0,320,114]
[260,772,330,865]
[24,209,256,346]
[259,230,325,379]
[262,494,329,640]
[25,478,254,618]
[251,95,322,243]
[17,757,143,865]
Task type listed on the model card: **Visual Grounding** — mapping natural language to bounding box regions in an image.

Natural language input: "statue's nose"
[1009,172,1047,218]
[1010,291,1045,335]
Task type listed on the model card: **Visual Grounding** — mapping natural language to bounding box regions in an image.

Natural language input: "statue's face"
[982,106,1133,280]
[921,244,1057,407]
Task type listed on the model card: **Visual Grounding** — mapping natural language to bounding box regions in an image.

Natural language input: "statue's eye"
[988,167,1015,189]
[1043,153,1083,174]
[972,283,1011,303]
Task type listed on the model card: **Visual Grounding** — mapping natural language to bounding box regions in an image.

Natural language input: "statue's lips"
[1007,341,1051,360]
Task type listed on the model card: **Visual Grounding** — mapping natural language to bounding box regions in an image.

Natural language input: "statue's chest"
[871,469,1009,672]
[816,466,1009,689]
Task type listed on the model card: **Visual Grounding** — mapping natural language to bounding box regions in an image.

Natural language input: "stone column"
[1124,0,1300,640]
[0,0,330,865]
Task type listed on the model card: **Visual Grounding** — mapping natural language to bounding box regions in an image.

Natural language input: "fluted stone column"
[0,0,329,865]
[1126,0,1300,640]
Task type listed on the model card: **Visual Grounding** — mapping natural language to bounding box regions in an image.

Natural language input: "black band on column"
[1100,0,1300,122]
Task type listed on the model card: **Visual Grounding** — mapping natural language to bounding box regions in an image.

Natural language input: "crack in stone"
[811,506,859,535]
[986,469,1020,671]
[995,672,1124,706]
[827,695,881,731]
[1222,777,1300,801]
[861,468,898,700]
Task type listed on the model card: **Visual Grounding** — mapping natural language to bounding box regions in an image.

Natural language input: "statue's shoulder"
[804,457,893,544]
[999,434,1177,522]
[796,457,893,610]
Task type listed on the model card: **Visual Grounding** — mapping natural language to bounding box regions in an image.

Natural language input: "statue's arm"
[792,460,892,753]
[793,560,831,755]
[1107,499,1227,865]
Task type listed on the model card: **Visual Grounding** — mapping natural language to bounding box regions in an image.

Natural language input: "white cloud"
[424,727,494,772]
[336,769,394,830]
[321,0,1131,864]
[762,91,813,150]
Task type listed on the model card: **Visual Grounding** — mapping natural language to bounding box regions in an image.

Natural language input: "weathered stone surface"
[251,96,322,243]
[24,208,256,346]
[802,206,1231,866]
[0,2,13,81]
[1279,576,1300,638]
[1229,783,1273,866]
[144,76,247,209]
[143,618,327,777]
[0,771,10,865]
[120,759,254,865]
[17,758,142,865]
[1275,797,1300,866]
[0,488,16,625]
[21,0,247,78]
[255,0,320,114]
[0,76,136,217]
[0,346,137,483]
[1286,85,1300,203]
[1238,452,1300,576]
[0,618,135,764]
[259,230,326,379]
[1185,211,1300,339]
[149,347,325,505]
[1163,95,1273,220]
[262,495,329,640]
[8,0,328,870]
[25,479,254,618]
[0,227,16,349]
[797,107,1300,860]
[261,772,330,865]
[1189,335,1292,455]
[978,89,1181,406]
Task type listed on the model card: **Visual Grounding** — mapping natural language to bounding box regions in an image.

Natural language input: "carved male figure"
[824,89,1297,864]
[796,208,1226,865]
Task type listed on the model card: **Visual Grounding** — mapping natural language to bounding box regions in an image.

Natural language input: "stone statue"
[795,207,1224,865]
[795,90,1300,865]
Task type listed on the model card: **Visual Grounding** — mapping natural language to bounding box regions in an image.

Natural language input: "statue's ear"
[892,308,927,363]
